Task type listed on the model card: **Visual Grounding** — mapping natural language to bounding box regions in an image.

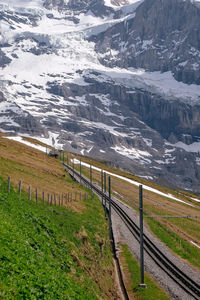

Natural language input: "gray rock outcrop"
[94,0,200,85]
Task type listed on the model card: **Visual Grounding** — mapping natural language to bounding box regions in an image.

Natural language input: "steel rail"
[63,163,200,299]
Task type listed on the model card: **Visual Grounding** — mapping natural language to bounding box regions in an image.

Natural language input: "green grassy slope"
[68,153,200,270]
[0,178,116,299]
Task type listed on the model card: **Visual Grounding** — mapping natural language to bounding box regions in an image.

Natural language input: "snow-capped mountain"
[1,0,200,193]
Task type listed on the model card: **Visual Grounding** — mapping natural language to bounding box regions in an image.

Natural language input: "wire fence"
[6,176,89,206]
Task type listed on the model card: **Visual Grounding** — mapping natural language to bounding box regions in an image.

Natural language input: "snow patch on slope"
[172,141,200,153]
[72,159,195,207]
[104,0,143,9]
[99,69,200,104]
[4,136,47,152]
[111,145,152,164]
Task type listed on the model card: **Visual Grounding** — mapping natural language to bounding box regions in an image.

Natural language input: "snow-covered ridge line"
[72,159,195,207]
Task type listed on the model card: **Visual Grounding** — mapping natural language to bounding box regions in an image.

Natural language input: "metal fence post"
[90,165,92,197]
[80,159,82,185]
[108,176,112,240]
[104,172,107,217]
[139,185,146,288]
[101,170,103,205]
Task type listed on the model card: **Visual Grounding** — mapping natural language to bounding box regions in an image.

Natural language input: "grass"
[145,217,200,269]
[0,178,116,299]
[66,153,200,270]
[120,244,171,300]
[0,134,85,212]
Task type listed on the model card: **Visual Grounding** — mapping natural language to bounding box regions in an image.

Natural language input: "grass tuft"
[120,244,171,300]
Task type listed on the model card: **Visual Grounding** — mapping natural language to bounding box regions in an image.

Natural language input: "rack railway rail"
[63,162,200,300]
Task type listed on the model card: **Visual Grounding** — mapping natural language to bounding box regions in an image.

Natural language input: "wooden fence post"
[42,191,45,203]
[36,188,38,203]
[62,194,63,206]
[29,186,31,200]
[47,193,49,205]
[8,176,11,194]
[19,180,22,200]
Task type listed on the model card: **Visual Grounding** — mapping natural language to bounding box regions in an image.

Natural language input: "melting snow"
[104,0,143,9]
[72,159,194,207]
[190,197,200,203]
[111,145,152,164]
[172,141,200,153]
[3,136,47,152]
[190,241,200,249]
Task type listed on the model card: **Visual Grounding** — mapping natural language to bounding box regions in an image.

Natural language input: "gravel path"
[111,196,200,300]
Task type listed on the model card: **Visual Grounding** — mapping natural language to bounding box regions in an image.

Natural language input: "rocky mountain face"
[43,0,113,16]
[0,0,200,193]
[94,0,200,85]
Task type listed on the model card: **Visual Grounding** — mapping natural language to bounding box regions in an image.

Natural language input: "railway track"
[63,162,200,299]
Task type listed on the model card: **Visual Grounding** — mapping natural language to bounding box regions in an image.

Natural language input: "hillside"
[1,132,200,299]
[0,133,117,299]
[68,152,200,271]
[1,132,200,270]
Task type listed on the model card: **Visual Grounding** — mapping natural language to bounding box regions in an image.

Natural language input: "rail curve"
[63,162,200,299]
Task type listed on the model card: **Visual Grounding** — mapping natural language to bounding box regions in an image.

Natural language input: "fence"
[6,176,89,206]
